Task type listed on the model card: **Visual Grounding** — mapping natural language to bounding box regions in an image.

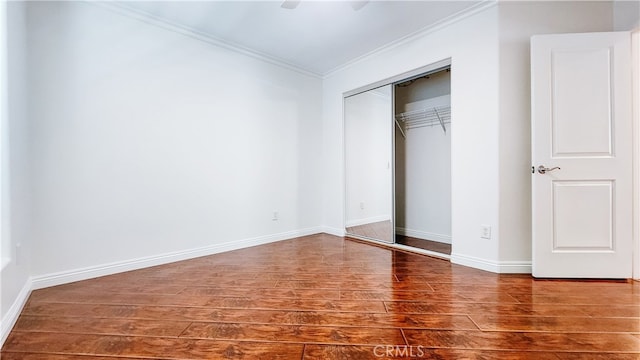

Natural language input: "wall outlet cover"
[480,225,491,239]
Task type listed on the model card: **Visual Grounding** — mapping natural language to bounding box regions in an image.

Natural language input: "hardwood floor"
[2,233,639,359]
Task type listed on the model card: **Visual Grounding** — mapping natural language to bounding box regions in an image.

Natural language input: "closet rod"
[395,105,450,134]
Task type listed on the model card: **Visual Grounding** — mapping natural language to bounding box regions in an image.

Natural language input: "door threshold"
[391,242,451,260]
[345,235,451,261]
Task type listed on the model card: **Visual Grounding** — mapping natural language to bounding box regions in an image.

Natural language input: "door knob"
[537,165,561,174]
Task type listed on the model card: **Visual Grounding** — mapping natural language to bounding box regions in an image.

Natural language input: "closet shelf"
[395,105,451,135]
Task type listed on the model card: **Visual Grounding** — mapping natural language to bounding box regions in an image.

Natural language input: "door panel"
[532,32,632,278]
[552,48,613,157]
[552,181,613,250]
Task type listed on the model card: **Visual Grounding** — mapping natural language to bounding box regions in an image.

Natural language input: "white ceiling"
[115,1,488,76]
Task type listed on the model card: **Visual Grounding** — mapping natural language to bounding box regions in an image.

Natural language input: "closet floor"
[395,235,452,255]
[2,233,639,359]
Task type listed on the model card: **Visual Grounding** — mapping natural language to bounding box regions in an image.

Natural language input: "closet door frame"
[343,58,452,250]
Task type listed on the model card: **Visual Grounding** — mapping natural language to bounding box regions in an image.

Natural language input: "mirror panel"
[344,85,394,243]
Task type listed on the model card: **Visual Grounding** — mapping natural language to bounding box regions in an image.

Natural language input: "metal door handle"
[537,165,560,174]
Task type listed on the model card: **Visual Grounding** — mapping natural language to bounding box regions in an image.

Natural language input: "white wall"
[323,6,501,269]
[25,1,323,277]
[1,0,32,343]
[396,121,452,243]
[0,0,6,267]
[633,29,640,279]
[497,1,614,267]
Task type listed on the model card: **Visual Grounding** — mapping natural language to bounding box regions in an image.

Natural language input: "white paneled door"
[531,32,633,278]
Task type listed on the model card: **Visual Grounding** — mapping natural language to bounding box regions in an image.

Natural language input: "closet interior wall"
[395,69,452,244]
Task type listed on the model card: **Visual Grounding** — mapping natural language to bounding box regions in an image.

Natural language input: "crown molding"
[323,0,498,79]
[89,1,495,79]
[89,1,323,79]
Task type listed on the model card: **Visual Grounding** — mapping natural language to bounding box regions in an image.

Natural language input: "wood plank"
[509,293,640,305]
[22,302,476,329]
[579,305,640,318]
[12,315,191,337]
[181,322,405,345]
[557,354,640,360]
[403,329,640,352]
[471,315,640,333]
[385,301,592,317]
[0,354,146,360]
[339,290,467,302]
[26,297,387,314]
[3,332,303,359]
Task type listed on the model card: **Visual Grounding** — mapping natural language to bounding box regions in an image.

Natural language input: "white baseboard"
[1,277,32,347]
[451,253,532,274]
[395,227,452,244]
[30,227,323,290]
[320,226,345,237]
[345,215,390,228]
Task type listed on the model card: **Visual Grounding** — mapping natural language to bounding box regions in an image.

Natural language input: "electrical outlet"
[272,211,278,221]
[480,225,491,239]
[360,202,364,210]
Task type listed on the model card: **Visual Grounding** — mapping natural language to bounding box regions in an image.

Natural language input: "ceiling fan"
[281,0,369,11]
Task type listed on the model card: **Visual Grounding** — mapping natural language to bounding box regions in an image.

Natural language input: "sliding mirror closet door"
[344,85,394,243]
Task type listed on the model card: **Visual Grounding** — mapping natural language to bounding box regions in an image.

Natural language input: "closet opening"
[394,67,452,255]
[343,58,452,258]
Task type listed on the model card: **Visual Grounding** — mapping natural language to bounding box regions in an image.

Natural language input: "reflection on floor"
[396,235,452,255]
[346,221,451,255]
[345,220,393,242]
